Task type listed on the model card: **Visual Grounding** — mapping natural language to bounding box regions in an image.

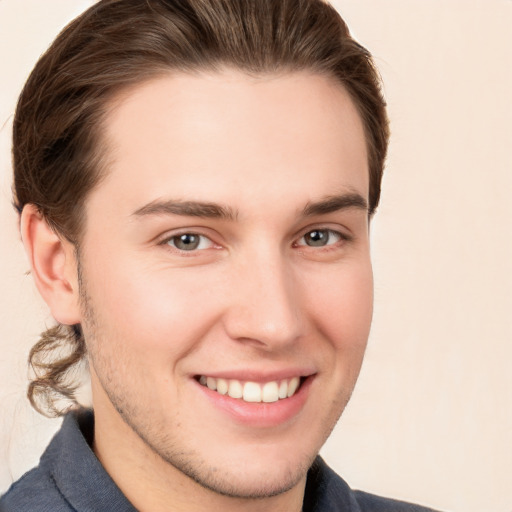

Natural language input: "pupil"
[306,230,328,246]
[175,234,199,250]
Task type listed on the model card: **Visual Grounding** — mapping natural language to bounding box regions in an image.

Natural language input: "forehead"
[89,69,368,219]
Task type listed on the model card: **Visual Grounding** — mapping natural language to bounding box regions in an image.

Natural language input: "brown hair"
[14,0,389,416]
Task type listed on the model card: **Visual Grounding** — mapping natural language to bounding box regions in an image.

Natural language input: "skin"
[23,70,373,512]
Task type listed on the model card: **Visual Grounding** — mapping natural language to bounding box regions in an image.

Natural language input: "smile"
[197,375,302,403]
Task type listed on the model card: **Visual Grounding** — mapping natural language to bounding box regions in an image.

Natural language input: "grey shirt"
[1,409,440,511]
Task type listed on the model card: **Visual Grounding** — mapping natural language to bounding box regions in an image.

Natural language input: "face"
[77,70,373,499]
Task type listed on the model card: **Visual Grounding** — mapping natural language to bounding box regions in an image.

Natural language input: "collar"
[41,409,137,511]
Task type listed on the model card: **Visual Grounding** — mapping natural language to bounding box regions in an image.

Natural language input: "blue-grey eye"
[168,233,212,251]
[298,229,342,247]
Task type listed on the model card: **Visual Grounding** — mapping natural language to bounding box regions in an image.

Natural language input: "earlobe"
[20,204,81,325]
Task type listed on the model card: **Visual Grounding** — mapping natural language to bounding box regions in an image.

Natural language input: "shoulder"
[353,490,441,512]
[0,411,84,512]
[305,457,442,512]
[1,410,136,512]
[0,466,72,512]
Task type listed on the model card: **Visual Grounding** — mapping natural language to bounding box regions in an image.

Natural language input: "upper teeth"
[198,376,301,403]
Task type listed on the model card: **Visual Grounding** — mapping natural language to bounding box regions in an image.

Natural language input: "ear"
[20,204,81,325]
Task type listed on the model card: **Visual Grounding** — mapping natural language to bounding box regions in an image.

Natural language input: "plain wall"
[1,1,511,511]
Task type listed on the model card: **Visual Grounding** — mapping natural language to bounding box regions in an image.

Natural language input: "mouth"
[196,375,305,403]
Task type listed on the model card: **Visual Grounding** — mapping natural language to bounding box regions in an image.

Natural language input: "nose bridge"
[223,244,303,348]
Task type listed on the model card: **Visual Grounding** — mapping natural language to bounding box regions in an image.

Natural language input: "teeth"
[287,377,300,398]
[216,378,228,395]
[198,376,302,403]
[262,381,279,403]
[243,382,261,402]
[228,379,243,399]
[278,380,288,399]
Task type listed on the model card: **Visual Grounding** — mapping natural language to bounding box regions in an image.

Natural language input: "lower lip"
[195,377,314,428]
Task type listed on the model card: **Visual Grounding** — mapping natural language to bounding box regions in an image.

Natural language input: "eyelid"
[156,229,221,252]
[293,225,352,245]
[154,224,351,253]
[294,229,339,248]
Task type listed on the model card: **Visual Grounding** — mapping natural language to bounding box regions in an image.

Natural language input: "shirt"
[0,409,440,511]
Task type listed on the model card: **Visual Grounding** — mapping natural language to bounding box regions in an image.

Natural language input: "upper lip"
[193,368,316,383]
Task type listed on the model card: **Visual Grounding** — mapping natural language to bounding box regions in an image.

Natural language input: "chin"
[165,450,314,499]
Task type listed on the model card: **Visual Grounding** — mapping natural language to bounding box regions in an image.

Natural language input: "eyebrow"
[132,199,237,220]
[301,192,368,216]
[131,192,368,221]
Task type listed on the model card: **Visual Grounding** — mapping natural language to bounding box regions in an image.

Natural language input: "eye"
[165,233,214,251]
[296,229,344,247]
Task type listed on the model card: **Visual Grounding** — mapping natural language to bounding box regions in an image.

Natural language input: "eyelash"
[293,228,351,249]
[159,232,218,253]
[158,227,351,254]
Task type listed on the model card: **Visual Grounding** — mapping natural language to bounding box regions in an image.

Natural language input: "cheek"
[82,253,222,360]
[305,259,373,350]
[309,261,373,402]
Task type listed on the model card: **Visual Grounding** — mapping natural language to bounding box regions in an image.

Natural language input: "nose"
[222,249,304,350]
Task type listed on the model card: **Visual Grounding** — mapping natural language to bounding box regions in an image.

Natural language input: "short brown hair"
[14,0,389,416]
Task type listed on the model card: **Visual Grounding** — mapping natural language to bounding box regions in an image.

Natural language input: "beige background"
[1,1,511,511]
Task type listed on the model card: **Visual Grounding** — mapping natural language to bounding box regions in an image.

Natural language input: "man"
[1,0,440,511]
